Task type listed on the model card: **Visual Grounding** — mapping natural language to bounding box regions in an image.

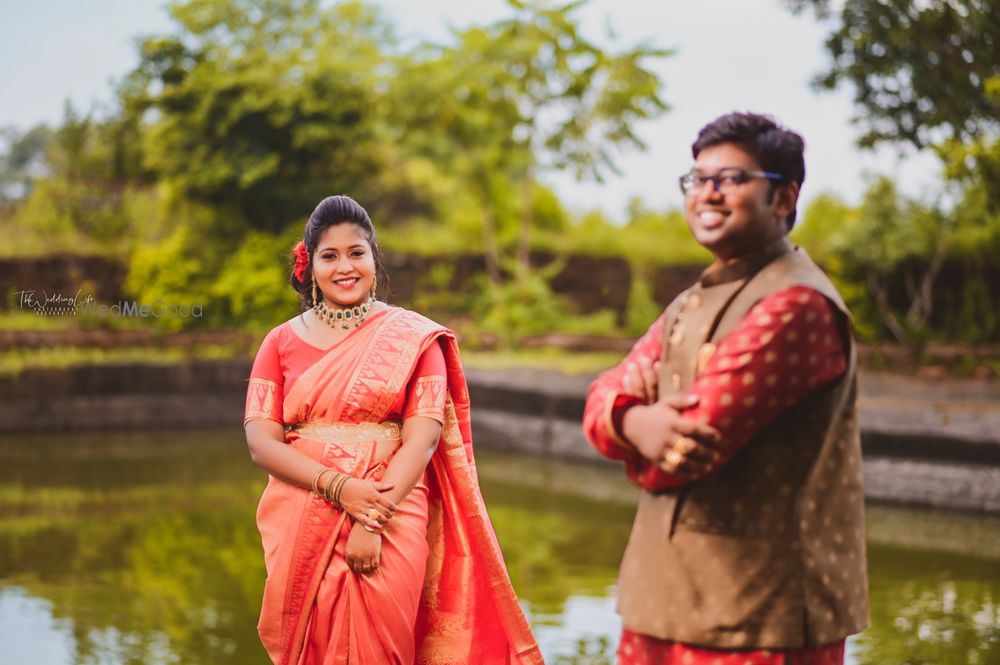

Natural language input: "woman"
[243,195,542,665]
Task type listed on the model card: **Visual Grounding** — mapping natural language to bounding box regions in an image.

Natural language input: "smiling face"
[312,222,376,307]
[684,142,797,262]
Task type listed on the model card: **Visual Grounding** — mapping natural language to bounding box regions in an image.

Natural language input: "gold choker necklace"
[314,299,373,331]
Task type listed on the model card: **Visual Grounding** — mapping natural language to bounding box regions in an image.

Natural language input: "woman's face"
[311,223,376,307]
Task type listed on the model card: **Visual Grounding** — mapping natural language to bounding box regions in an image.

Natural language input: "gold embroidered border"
[407,375,447,423]
[244,377,282,425]
[293,421,402,445]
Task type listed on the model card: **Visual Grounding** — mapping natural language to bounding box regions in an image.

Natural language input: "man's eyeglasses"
[678,168,785,196]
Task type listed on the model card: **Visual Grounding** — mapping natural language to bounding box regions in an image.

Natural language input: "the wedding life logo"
[13,289,203,319]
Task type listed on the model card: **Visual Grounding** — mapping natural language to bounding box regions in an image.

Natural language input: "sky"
[0,0,943,222]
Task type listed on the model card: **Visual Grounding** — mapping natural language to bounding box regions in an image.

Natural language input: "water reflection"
[0,429,997,664]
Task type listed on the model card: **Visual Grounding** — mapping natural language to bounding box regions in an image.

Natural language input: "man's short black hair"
[692,112,805,228]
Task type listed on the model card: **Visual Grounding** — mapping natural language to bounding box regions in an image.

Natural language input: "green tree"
[3,102,159,257]
[791,192,856,264]
[393,0,669,280]
[390,34,524,282]
[784,2,1000,347]
[939,78,1000,216]
[808,178,952,344]
[120,0,396,231]
[482,0,670,273]
[785,0,1000,149]
[0,124,53,204]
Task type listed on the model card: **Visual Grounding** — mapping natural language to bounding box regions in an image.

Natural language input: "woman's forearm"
[246,420,396,532]
[247,429,328,490]
[380,417,442,504]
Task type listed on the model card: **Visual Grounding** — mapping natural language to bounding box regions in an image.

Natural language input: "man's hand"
[621,357,660,404]
[621,395,722,478]
[345,522,382,574]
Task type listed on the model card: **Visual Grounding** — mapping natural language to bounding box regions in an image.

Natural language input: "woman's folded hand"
[340,478,396,530]
[345,522,382,574]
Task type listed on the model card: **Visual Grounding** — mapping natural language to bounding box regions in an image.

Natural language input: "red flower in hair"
[292,241,309,282]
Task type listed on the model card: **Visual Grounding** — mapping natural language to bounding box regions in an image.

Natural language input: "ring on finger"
[664,448,684,469]
[674,436,695,455]
[367,507,382,523]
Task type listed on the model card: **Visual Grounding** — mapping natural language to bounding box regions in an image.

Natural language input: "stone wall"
[0,361,252,432]
[2,360,998,512]
[1,255,126,310]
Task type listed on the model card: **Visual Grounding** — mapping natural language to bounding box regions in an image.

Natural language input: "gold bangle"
[333,475,346,507]
[324,472,342,504]
[332,475,346,507]
[334,475,351,508]
[312,468,332,496]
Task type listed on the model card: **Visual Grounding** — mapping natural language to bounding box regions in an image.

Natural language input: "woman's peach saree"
[247,308,542,665]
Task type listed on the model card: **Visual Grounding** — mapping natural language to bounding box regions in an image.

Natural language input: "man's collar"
[699,237,794,287]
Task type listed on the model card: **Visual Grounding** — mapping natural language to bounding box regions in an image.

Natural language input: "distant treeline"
[1,0,998,347]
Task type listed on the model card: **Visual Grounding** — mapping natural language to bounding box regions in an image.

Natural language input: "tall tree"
[120,0,396,231]
[0,124,53,203]
[785,0,1000,149]
[391,35,523,282]
[394,0,669,280]
[487,0,670,274]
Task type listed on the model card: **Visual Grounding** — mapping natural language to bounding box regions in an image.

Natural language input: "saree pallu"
[255,309,542,665]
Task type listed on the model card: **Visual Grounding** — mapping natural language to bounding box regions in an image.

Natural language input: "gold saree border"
[294,421,402,445]
[245,377,282,425]
[406,375,447,423]
[411,337,543,664]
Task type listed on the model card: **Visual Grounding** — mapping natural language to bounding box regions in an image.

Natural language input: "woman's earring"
[311,274,318,305]
[370,278,377,301]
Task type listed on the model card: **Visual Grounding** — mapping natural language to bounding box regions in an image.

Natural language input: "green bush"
[467,272,618,348]
[535,204,709,267]
[211,230,301,334]
[624,269,663,336]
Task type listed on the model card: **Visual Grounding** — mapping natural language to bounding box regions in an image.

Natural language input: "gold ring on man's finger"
[664,448,684,469]
[675,436,696,454]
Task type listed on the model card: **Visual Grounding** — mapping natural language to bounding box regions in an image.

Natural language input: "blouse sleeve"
[244,327,285,427]
[402,340,448,425]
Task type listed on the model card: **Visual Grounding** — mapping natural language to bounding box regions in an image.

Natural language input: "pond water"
[0,428,997,664]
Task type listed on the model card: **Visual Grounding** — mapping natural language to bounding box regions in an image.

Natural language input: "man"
[583,112,868,664]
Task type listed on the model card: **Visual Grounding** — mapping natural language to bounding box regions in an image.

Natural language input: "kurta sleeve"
[583,312,666,464]
[634,286,848,491]
[403,340,448,425]
[244,328,285,426]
